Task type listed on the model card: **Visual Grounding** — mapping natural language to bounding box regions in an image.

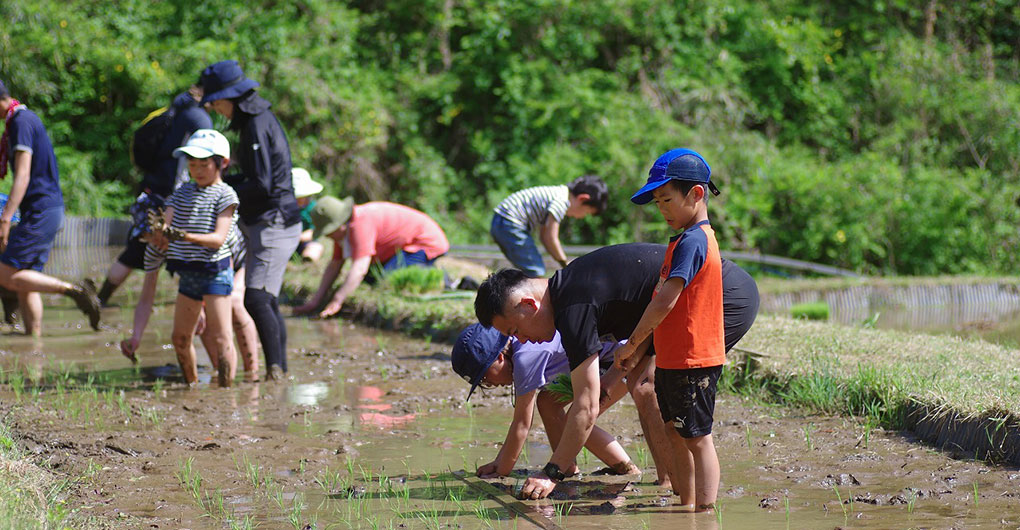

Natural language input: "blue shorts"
[178,268,234,301]
[1,206,63,272]
[380,249,440,272]
[490,214,545,277]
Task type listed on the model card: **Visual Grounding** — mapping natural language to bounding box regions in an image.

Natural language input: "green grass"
[0,421,95,529]
[728,314,1020,436]
[789,301,829,320]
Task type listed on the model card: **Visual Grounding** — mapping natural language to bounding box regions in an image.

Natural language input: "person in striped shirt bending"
[491,176,608,277]
[149,129,239,387]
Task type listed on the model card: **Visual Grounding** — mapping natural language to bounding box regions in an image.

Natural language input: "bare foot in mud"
[120,339,138,364]
[591,461,642,476]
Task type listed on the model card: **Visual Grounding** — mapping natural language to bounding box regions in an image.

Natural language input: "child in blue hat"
[452,323,643,478]
[617,148,725,512]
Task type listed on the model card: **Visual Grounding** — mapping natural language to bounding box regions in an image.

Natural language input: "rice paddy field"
[1,250,1019,528]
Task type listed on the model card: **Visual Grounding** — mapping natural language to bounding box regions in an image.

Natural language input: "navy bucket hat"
[451,323,509,400]
[0,78,8,98]
[199,60,260,105]
[631,148,719,205]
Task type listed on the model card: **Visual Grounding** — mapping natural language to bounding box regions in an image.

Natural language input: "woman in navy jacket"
[200,60,302,380]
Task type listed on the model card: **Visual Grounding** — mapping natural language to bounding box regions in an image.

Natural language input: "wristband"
[543,462,566,482]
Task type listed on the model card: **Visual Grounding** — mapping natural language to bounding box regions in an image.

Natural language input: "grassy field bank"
[0,420,97,530]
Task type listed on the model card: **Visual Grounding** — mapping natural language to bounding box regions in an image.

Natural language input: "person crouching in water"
[150,129,239,386]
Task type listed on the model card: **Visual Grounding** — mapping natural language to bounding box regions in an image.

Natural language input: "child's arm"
[539,217,569,268]
[182,204,237,249]
[477,389,538,478]
[614,277,686,371]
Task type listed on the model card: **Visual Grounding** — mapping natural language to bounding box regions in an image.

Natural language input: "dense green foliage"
[2,0,1019,274]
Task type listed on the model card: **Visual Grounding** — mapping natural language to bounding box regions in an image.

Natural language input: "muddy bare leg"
[627,354,677,488]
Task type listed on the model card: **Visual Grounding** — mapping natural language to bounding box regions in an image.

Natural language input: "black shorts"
[117,236,148,270]
[655,365,722,438]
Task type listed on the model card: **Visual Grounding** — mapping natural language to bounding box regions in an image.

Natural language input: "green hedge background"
[2,0,1018,275]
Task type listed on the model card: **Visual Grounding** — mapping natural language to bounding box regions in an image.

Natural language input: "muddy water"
[2,297,1020,529]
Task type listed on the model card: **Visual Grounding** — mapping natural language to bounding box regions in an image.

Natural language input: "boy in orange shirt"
[615,148,725,512]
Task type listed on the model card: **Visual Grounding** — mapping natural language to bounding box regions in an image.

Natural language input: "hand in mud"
[120,338,139,364]
[318,298,344,319]
[476,461,504,478]
[520,471,556,500]
[293,300,319,316]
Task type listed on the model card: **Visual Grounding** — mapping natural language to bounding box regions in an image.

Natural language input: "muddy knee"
[171,332,194,351]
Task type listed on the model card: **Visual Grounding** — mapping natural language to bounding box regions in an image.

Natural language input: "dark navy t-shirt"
[6,107,63,214]
[140,92,213,198]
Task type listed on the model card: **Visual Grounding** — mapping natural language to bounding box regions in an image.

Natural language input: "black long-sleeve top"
[225,91,300,226]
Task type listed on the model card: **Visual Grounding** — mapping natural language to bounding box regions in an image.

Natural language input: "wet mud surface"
[1,301,1019,528]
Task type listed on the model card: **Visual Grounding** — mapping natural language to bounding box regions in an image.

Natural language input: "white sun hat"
[173,129,230,159]
[292,167,324,198]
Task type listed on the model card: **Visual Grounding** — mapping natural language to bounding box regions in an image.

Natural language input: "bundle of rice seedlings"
[545,373,573,403]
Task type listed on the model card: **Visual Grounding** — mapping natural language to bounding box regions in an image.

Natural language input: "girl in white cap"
[150,129,239,386]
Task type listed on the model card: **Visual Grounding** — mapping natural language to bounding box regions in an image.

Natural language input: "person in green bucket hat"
[294,196,450,318]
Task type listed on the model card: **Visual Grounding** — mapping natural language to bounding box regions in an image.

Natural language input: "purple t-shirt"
[510,332,622,398]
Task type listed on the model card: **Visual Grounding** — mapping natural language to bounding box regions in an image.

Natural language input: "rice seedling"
[546,374,573,403]
[288,492,306,529]
[141,406,163,427]
[634,444,649,468]
[7,370,24,402]
[176,458,203,502]
[784,495,790,527]
[832,486,847,519]
[554,502,574,525]
[906,491,917,513]
[745,424,753,451]
[803,424,814,451]
[972,482,979,506]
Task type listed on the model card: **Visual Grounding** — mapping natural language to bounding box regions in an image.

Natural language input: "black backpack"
[130,105,176,174]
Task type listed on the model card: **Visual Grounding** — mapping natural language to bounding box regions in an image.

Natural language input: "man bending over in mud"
[473,243,758,500]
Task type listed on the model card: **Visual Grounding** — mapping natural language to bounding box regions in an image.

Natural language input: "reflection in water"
[287,382,330,407]
[353,385,417,428]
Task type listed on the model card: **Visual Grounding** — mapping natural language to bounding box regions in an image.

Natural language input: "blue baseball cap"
[451,323,509,401]
[199,60,260,105]
[631,148,719,205]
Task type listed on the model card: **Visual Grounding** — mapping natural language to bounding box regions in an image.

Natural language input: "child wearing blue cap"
[615,148,725,512]
[452,323,644,478]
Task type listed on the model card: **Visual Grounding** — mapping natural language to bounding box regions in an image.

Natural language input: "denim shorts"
[490,214,545,277]
[178,268,234,301]
[0,206,63,272]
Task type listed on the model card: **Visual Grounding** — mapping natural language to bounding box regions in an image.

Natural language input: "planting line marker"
[453,471,565,530]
